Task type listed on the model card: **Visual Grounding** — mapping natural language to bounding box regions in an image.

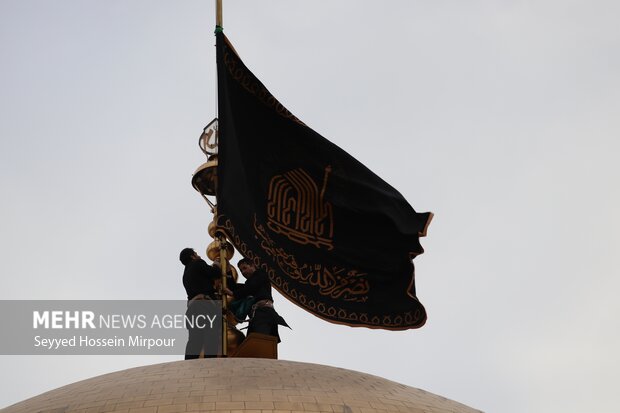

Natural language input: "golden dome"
[2,358,481,412]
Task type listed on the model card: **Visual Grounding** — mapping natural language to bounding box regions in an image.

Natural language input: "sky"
[1,0,619,412]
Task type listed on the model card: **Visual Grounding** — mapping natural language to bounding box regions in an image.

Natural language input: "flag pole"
[219,237,228,357]
[216,0,223,29]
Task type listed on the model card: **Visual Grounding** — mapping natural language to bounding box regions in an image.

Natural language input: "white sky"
[1,1,619,412]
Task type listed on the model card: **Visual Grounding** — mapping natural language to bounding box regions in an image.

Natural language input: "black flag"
[216,32,433,330]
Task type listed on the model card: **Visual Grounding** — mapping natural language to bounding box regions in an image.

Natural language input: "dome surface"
[2,358,481,413]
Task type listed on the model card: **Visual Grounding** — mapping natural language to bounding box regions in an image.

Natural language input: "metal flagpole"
[216,0,223,29]
[219,237,228,357]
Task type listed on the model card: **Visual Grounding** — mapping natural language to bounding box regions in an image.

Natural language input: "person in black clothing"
[225,258,289,342]
[179,247,219,359]
[180,248,219,301]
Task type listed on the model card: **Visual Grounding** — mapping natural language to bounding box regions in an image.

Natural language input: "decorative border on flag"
[222,35,306,127]
[216,215,426,330]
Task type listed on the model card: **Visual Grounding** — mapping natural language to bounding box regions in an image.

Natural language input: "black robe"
[234,269,289,341]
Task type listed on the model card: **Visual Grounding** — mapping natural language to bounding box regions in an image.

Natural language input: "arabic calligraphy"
[216,215,425,329]
[255,215,368,302]
[267,167,334,250]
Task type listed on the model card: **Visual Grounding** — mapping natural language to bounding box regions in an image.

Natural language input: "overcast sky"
[1,1,619,412]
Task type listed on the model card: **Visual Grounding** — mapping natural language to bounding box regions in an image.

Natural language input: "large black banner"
[216,32,433,330]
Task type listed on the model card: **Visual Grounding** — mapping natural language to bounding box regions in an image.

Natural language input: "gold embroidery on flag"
[267,166,334,250]
[222,43,305,126]
[255,215,368,302]
[216,215,426,329]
